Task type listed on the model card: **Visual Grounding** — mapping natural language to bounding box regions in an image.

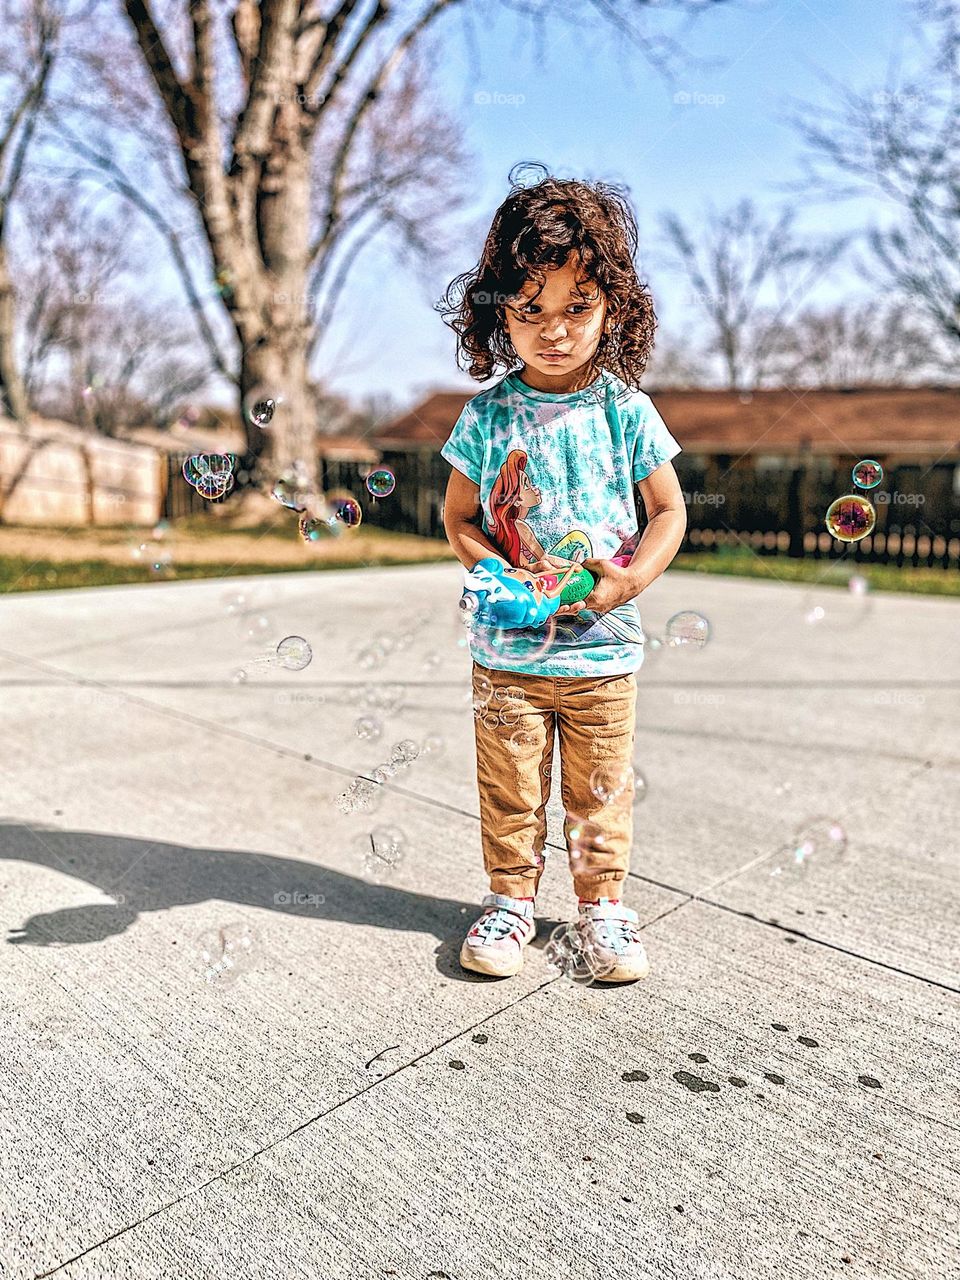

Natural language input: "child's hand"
[526,554,573,574]
[554,557,641,617]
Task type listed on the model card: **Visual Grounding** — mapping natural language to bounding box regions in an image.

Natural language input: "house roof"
[374,385,960,460]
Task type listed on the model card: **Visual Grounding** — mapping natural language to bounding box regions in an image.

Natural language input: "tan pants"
[472,661,638,901]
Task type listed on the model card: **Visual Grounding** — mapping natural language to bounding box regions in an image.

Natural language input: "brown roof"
[375,385,960,459]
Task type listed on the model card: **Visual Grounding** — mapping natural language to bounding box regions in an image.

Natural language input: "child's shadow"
[0,818,523,985]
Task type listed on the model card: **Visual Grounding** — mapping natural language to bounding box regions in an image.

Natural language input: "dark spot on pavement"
[626,1113,644,1124]
[841,1257,853,1265]
[772,1024,789,1032]
[728,1077,747,1088]
[785,937,798,943]
[472,1033,488,1044]
[858,1075,882,1089]
[764,1073,786,1086]
[689,1053,708,1064]
[621,1196,633,1202]
[797,1036,819,1048]
[448,1060,465,1070]
[583,1155,593,1161]
[873,1153,883,1160]
[304,754,312,761]
[621,1070,649,1082]
[673,1071,720,1094]
[674,1205,684,1213]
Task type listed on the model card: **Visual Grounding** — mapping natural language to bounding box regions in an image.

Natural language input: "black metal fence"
[326,449,960,571]
[166,447,960,570]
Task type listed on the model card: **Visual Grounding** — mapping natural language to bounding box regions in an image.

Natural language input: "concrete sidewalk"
[0,563,957,1280]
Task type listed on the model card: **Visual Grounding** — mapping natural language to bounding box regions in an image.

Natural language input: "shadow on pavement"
[0,819,484,977]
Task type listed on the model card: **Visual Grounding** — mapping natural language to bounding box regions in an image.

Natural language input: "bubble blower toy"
[459,557,597,630]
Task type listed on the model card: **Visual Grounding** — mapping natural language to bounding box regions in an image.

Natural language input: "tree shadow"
[0,818,498,982]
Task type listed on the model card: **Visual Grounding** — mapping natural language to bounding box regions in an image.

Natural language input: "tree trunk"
[0,243,29,422]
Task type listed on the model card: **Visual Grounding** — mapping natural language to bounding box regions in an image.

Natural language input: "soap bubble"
[271,476,308,511]
[360,683,404,714]
[243,388,280,429]
[633,769,648,805]
[276,635,312,671]
[365,468,396,498]
[566,813,608,862]
[665,611,711,649]
[848,573,869,596]
[472,674,494,710]
[508,727,538,752]
[231,668,247,685]
[544,921,615,983]
[391,739,420,765]
[222,590,250,616]
[500,706,521,728]
[825,494,876,543]
[149,547,175,578]
[852,459,883,490]
[181,453,236,501]
[355,716,382,741]
[336,778,383,815]
[331,495,362,528]
[589,763,634,806]
[356,826,406,881]
[298,512,333,542]
[238,611,272,646]
[421,734,445,756]
[770,816,847,877]
[196,921,258,987]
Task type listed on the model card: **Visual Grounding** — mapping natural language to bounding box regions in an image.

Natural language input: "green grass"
[671,546,960,597]
[0,553,455,594]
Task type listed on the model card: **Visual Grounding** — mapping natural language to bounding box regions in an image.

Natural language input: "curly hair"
[436,161,657,395]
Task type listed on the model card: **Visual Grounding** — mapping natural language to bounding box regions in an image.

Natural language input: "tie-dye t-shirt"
[441,367,682,677]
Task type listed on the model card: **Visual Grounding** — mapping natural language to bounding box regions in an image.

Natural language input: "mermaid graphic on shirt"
[487,448,637,573]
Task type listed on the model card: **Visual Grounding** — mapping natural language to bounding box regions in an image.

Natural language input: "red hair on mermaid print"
[487,448,546,566]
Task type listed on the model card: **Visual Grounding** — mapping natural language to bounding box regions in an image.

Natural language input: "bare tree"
[643,330,711,389]
[785,0,960,361]
[766,299,947,388]
[0,0,62,421]
[18,187,211,431]
[34,0,746,486]
[659,198,849,390]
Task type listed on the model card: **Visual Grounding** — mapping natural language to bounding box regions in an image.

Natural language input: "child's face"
[503,252,609,385]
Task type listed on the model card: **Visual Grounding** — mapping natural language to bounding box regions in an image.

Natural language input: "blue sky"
[318,0,919,409]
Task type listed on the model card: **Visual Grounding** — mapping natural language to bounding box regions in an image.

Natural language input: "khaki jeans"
[472,661,638,901]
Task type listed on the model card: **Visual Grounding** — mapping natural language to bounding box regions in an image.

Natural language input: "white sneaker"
[460,893,536,977]
[576,897,650,982]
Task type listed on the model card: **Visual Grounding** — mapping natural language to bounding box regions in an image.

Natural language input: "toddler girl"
[439,165,687,982]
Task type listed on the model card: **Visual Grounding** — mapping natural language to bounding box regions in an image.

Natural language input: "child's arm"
[443,468,508,570]
[624,460,688,591]
[555,460,687,616]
